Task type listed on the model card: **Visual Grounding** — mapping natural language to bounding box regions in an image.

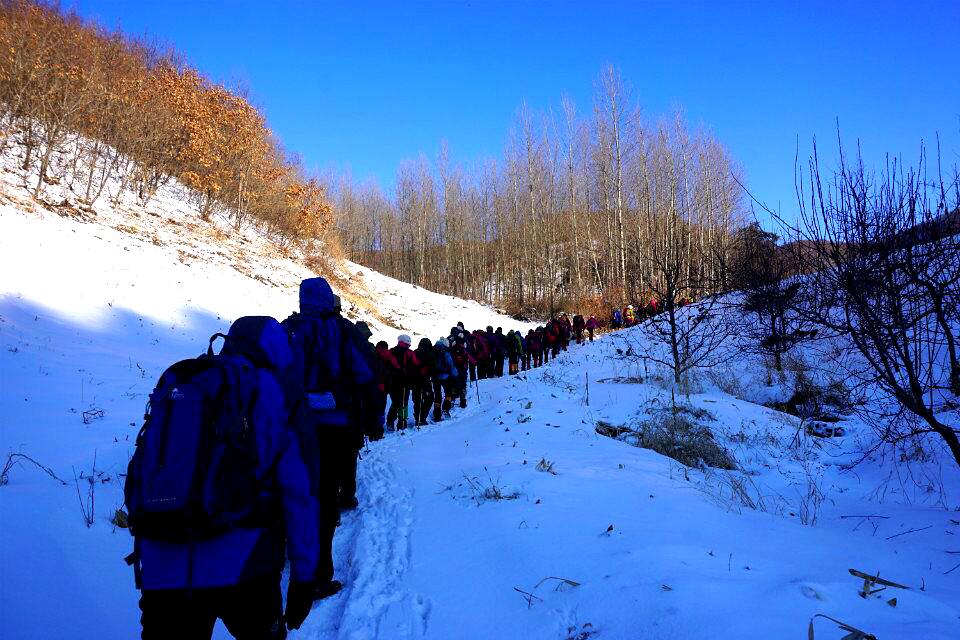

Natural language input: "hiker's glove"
[285,580,314,630]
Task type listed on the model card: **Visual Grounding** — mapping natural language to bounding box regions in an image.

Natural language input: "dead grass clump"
[636,410,737,470]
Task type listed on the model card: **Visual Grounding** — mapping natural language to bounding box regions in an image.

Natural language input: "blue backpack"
[434,346,454,380]
[124,329,265,543]
[613,309,623,324]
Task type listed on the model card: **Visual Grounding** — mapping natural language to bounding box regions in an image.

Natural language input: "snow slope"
[2,139,960,640]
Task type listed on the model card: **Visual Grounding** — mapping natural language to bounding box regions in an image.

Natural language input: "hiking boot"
[314,580,342,601]
[340,496,359,512]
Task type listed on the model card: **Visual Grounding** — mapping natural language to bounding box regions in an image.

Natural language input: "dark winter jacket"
[488,329,505,357]
[506,331,523,356]
[415,338,435,379]
[137,316,320,590]
[376,343,400,392]
[343,319,385,440]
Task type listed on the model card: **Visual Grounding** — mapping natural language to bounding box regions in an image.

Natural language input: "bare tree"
[783,139,960,465]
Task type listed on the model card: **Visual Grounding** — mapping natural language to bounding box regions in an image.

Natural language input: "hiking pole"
[475,377,481,406]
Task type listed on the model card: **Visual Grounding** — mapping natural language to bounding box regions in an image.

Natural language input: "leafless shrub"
[461,472,521,505]
[797,462,827,526]
[535,458,557,474]
[72,450,103,528]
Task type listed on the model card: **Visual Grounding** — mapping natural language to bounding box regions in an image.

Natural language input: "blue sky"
[71,1,959,222]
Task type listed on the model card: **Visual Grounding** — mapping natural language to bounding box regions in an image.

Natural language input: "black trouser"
[317,428,341,582]
[140,576,285,640]
[588,328,594,341]
[386,386,407,428]
[335,427,362,504]
[456,368,468,407]
[494,356,505,377]
[413,378,433,424]
[428,378,444,420]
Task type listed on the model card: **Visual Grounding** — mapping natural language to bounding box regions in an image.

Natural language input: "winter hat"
[436,338,448,348]
[398,334,412,346]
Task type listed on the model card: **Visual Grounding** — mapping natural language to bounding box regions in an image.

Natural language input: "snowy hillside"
[0,145,528,639]
[2,139,960,640]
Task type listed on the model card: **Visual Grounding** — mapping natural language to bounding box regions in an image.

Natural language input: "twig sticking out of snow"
[808,614,876,640]
[885,525,932,540]
[0,453,68,486]
[513,587,542,609]
[534,576,581,592]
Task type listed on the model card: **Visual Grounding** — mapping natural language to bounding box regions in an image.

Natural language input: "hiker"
[353,322,386,443]
[537,326,549,364]
[573,314,585,345]
[506,329,523,375]
[482,326,498,377]
[337,319,384,511]
[433,337,456,419]
[127,316,321,638]
[375,339,400,412]
[560,315,573,350]
[522,330,534,371]
[624,304,636,326]
[449,333,473,408]
[283,277,372,599]
[472,329,491,379]
[492,327,507,376]
[387,334,419,430]
[611,307,623,330]
[546,320,560,358]
[586,315,598,342]
[648,298,659,317]
[413,337,435,426]
[529,329,543,368]
[464,330,479,381]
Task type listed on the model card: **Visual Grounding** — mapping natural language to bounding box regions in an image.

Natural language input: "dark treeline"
[336,67,744,318]
[0,0,338,261]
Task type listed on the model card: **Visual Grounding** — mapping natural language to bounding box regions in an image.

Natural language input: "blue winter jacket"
[138,317,320,590]
[284,278,372,427]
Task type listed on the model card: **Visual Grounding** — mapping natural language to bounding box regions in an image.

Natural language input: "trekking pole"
[475,377,481,406]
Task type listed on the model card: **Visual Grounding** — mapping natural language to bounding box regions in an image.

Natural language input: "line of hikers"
[122,276,607,638]
[378,313,600,430]
[607,297,688,329]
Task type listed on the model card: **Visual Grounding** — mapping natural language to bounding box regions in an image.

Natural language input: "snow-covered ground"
[2,139,960,640]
